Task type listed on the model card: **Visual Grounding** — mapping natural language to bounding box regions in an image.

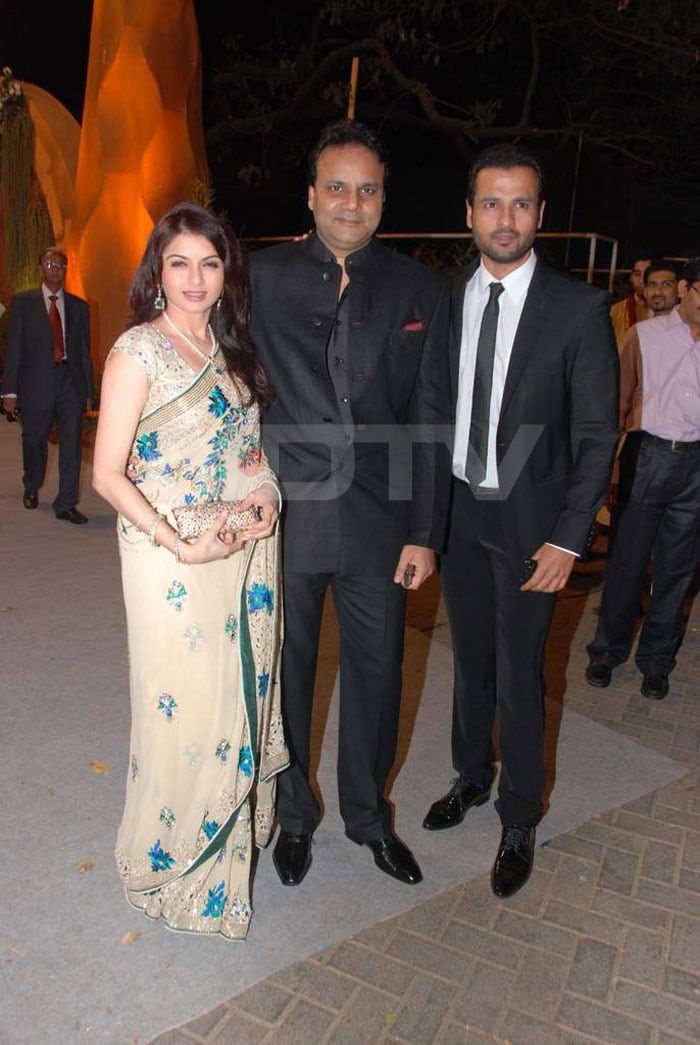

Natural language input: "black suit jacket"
[3,288,92,409]
[249,234,451,574]
[449,260,619,562]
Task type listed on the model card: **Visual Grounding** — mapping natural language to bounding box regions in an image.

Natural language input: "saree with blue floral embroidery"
[110,325,287,940]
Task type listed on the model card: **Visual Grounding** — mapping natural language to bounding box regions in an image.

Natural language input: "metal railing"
[244,231,620,292]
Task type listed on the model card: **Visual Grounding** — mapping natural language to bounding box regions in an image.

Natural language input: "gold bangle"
[148,515,162,546]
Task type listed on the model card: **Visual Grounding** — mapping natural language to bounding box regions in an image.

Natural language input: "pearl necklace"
[162,309,216,365]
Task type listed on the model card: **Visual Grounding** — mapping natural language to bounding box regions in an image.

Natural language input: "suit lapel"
[449,261,477,406]
[499,262,550,418]
[31,290,52,348]
[63,293,74,346]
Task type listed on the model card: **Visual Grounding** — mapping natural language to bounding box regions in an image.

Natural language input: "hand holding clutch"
[172,500,260,540]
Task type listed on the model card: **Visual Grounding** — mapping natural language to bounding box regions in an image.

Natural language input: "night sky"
[4,1,225,123]
[4,2,698,265]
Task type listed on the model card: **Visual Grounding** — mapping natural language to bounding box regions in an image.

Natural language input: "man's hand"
[393,545,436,590]
[1,395,18,421]
[237,483,280,540]
[521,544,576,593]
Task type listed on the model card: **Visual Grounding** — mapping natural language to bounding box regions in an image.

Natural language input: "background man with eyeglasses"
[586,256,700,701]
[1,247,92,523]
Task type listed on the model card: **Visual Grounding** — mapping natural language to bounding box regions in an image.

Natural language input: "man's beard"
[474,228,536,266]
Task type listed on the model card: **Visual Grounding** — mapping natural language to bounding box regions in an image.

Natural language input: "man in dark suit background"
[249,120,450,887]
[423,145,619,897]
[2,247,92,523]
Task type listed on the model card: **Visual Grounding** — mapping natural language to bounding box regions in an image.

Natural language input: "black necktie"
[465,281,504,486]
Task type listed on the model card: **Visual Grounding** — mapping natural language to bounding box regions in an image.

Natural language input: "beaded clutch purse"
[172,500,259,540]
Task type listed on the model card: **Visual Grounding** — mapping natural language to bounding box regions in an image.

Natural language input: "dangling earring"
[216,296,222,310]
[154,284,166,311]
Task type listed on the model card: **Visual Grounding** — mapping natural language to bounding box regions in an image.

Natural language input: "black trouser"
[608,430,643,552]
[276,570,406,840]
[441,480,556,827]
[21,366,83,513]
[588,435,700,676]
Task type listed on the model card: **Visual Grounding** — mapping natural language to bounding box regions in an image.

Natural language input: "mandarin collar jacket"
[248,233,451,573]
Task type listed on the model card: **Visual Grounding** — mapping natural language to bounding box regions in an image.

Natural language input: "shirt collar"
[648,306,689,332]
[306,231,378,267]
[42,283,64,300]
[476,250,537,304]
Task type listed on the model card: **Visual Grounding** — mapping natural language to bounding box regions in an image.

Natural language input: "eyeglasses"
[43,260,66,271]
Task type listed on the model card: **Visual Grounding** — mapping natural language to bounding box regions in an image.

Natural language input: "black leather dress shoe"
[585,661,612,688]
[23,492,38,509]
[423,776,491,830]
[56,508,88,524]
[346,831,423,884]
[272,831,312,886]
[491,825,535,898]
[641,673,669,700]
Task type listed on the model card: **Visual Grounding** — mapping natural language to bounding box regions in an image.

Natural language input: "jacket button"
[312,317,322,327]
[322,272,330,282]
[322,416,333,422]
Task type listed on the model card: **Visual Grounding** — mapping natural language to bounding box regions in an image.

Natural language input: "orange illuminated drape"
[66,0,209,374]
[21,83,81,248]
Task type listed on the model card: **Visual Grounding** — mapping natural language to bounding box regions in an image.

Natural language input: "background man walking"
[2,247,92,523]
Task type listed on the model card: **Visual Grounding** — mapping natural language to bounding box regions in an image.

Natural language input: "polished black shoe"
[56,508,88,524]
[491,825,535,898]
[23,492,38,509]
[272,831,313,886]
[423,776,491,830]
[585,661,612,688]
[346,831,423,884]
[641,673,669,700]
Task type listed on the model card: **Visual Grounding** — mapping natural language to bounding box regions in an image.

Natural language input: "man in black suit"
[249,120,450,887]
[423,145,619,897]
[2,247,92,523]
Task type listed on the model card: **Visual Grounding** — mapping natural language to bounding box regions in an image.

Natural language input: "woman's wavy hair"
[127,203,273,408]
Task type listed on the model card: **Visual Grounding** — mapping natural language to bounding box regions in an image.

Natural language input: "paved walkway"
[153,548,699,1045]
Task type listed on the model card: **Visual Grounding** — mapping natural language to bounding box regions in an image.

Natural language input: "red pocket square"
[401,318,424,332]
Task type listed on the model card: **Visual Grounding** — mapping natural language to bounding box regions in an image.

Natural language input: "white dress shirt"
[453,251,537,487]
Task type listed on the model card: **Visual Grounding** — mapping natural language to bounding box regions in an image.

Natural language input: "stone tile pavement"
[153,552,699,1045]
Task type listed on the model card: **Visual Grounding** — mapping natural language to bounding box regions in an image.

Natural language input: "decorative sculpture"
[66,0,209,370]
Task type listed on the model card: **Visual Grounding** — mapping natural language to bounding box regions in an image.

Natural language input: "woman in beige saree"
[93,204,287,940]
